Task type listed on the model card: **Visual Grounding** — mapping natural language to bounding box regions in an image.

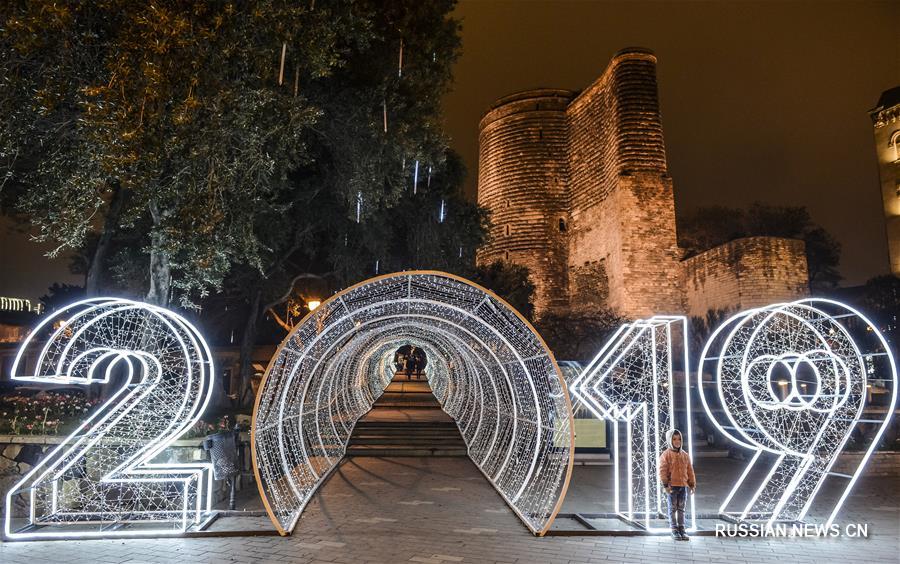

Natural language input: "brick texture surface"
[476,48,808,320]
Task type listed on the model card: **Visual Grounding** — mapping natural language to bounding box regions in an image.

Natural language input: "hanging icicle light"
[413,161,419,194]
[427,166,432,187]
[439,199,446,223]
[356,191,362,223]
[278,43,287,86]
[398,38,404,77]
[375,260,380,274]
[383,99,388,133]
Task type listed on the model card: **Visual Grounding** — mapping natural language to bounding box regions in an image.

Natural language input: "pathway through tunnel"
[347,349,468,457]
[293,358,526,538]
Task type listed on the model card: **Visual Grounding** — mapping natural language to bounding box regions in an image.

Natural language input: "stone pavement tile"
[2,456,898,563]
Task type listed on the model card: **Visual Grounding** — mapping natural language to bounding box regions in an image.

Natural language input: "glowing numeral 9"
[698,299,897,527]
[4,298,215,539]
[570,316,695,531]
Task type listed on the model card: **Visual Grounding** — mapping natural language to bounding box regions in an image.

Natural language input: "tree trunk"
[238,284,263,408]
[86,181,127,296]
[146,200,172,307]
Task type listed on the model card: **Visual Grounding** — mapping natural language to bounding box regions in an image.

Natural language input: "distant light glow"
[307,300,321,311]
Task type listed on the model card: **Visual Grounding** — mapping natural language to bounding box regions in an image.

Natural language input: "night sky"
[1,1,898,301]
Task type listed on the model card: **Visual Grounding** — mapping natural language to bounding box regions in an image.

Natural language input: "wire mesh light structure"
[252,271,575,536]
[568,316,694,531]
[4,298,215,539]
[697,298,898,527]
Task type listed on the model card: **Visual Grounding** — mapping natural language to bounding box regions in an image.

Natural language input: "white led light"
[697,298,897,527]
[252,272,575,536]
[4,298,215,539]
[569,316,695,532]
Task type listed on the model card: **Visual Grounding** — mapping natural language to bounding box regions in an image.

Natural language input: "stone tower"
[870,86,900,276]
[477,48,684,319]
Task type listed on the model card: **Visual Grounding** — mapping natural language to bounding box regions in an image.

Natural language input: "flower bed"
[0,392,100,436]
[0,390,243,438]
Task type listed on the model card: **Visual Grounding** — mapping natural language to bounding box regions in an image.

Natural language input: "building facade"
[870,86,900,277]
[477,48,809,320]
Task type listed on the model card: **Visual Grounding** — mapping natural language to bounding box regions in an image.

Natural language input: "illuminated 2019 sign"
[571,299,897,531]
[569,316,696,531]
[3,298,215,539]
[1,291,895,540]
[698,299,897,527]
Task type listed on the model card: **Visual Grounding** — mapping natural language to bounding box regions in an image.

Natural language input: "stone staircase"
[346,372,468,457]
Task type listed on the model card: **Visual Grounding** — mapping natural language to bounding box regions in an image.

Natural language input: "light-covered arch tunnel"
[252,272,574,536]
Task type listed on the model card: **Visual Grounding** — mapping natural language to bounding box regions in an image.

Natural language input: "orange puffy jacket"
[659,430,695,489]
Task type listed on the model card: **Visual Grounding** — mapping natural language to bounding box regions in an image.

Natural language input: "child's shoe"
[678,528,690,541]
[671,530,680,540]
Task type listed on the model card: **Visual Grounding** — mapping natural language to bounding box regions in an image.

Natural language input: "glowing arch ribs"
[252,271,575,536]
[698,298,898,527]
[569,316,695,531]
[4,298,215,539]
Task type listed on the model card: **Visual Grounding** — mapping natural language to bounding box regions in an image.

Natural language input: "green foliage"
[2,1,465,307]
[40,282,85,313]
[677,202,842,292]
[535,309,625,362]
[858,274,900,345]
[468,261,535,321]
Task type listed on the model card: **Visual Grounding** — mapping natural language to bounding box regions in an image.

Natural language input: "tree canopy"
[1,0,468,308]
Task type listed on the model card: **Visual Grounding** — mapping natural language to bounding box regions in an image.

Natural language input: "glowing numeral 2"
[570,316,695,531]
[698,299,897,527]
[4,298,215,539]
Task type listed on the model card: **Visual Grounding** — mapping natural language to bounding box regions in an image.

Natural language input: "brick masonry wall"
[681,236,809,318]
[564,49,683,318]
[870,95,900,275]
[477,90,573,315]
[476,48,809,322]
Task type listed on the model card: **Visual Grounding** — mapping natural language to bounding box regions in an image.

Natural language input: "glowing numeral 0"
[4,298,215,539]
[698,299,898,527]
[570,316,695,531]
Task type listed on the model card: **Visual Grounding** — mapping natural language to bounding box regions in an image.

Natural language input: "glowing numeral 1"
[4,298,215,539]
[698,299,897,527]
[570,316,695,531]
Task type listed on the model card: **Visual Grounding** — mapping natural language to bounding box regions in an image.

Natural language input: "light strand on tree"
[278,43,286,86]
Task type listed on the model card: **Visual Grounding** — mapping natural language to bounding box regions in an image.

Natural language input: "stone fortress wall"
[476,48,810,320]
[870,86,900,277]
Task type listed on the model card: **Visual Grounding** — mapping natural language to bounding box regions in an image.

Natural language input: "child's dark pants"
[667,486,687,531]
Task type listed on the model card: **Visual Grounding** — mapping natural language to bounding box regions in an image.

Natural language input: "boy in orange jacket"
[659,429,695,540]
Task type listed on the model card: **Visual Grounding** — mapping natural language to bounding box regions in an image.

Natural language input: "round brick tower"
[476,89,574,315]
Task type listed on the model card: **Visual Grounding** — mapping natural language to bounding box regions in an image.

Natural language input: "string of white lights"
[252,272,575,536]
[4,298,215,539]
[697,298,897,527]
[569,316,695,532]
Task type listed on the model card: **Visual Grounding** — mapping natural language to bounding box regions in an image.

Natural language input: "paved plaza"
[2,454,898,563]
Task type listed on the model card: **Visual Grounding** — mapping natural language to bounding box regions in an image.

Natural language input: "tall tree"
[0,1,377,306]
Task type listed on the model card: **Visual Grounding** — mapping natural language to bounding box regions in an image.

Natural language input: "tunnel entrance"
[346,360,468,457]
[251,271,574,536]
